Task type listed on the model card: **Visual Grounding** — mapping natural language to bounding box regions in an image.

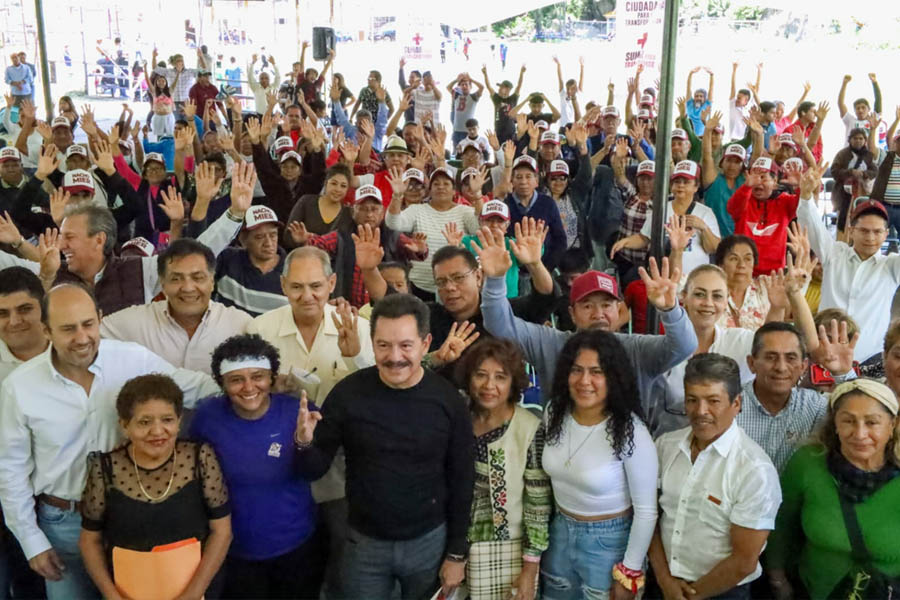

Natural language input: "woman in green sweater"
[766,378,900,599]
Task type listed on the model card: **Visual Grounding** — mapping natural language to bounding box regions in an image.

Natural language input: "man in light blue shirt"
[5,53,33,106]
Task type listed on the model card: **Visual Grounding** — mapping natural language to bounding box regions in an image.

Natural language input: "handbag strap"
[838,492,873,567]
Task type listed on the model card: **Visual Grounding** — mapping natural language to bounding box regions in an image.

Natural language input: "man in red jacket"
[727,157,799,276]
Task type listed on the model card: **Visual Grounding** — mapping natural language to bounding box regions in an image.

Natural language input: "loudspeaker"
[312,27,335,60]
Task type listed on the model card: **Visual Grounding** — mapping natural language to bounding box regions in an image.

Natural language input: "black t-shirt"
[491,92,519,137]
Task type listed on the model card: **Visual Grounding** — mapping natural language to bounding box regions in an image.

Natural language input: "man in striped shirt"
[736,321,855,472]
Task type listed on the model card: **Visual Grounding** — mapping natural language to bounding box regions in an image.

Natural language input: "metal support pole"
[33,0,53,119]
[646,0,680,334]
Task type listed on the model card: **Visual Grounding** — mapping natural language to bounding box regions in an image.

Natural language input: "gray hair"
[63,203,117,255]
[282,246,333,278]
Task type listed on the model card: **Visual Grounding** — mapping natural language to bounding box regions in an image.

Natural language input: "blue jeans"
[37,503,97,600]
[541,512,632,600]
[885,203,900,238]
[341,523,445,600]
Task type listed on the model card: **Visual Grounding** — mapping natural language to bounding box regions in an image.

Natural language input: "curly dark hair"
[454,338,529,415]
[545,330,645,459]
[116,374,184,421]
[211,334,281,388]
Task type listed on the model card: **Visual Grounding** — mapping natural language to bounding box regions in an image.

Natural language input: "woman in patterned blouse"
[714,235,772,331]
[455,338,551,600]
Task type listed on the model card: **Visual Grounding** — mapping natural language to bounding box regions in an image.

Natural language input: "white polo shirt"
[655,422,781,585]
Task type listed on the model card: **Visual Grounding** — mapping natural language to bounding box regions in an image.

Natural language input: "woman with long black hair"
[541,330,658,600]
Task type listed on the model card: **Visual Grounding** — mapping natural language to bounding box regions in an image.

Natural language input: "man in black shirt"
[295,294,474,599]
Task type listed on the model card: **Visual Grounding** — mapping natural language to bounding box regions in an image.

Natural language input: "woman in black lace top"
[78,374,232,600]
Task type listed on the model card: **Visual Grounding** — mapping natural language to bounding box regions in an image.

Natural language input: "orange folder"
[112,538,201,600]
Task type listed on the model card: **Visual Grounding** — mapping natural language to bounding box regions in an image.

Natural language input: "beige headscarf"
[830,378,900,463]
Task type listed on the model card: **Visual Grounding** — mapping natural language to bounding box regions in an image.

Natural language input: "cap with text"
[637,160,656,176]
[144,152,166,167]
[66,144,87,159]
[243,205,282,230]
[671,160,699,181]
[121,237,155,257]
[639,94,655,107]
[354,184,383,204]
[751,157,778,174]
[429,166,455,185]
[723,144,747,161]
[671,128,688,141]
[0,147,22,162]
[480,200,510,221]
[549,160,570,176]
[461,167,481,181]
[273,136,294,154]
[570,270,621,304]
[512,155,538,172]
[402,168,425,183]
[782,157,805,172]
[540,131,560,145]
[601,106,620,119]
[51,116,71,130]
[777,133,797,148]
[63,169,95,194]
[280,151,302,165]
[535,120,550,131]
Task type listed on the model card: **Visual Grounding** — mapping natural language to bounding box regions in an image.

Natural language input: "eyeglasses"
[435,268,476,289]
[855,227,887,237]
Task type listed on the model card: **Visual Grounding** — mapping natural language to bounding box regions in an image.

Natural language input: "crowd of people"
[1,40,900,600]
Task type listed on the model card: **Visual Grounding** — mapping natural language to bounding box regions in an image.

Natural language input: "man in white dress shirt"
[100,238,253,373]
[797,163,900,364]
[247,246,374,598]
[0,284,221,599]
[649,353,781,600]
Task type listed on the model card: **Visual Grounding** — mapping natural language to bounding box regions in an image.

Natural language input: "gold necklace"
[130,444,177,502]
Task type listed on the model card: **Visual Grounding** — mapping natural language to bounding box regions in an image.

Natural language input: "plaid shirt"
[735,380,828,473]
[617,180,651,265]
[308,230,426,308]
[160,67,199,102]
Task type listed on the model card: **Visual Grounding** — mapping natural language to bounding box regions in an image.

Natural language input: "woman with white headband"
[189,334,323,598]
[766,378,900,599]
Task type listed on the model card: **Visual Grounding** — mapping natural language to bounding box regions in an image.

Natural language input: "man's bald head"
[42,284,102,371]
[41,283,100,325]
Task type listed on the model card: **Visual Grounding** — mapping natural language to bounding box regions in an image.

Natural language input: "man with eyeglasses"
[799,164,900,366]
[357,218,558,374]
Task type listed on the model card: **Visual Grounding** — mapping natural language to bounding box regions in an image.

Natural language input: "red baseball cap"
[850,197,888,223]
[570,271,621,304]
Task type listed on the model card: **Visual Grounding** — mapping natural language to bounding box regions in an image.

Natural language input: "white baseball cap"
[0,147,22,162]
[457,138,480,154]
[121,237,155,257]
[782,157,805,172]
[639,94,654,107]
[751,156,777,174]
[65,144,87,159]
[723,144,747,161]
[540,131,560,145]
[143,152,166,167]
[637,160,656,176]
[461,167,481,181]
[280,151,302,165]
[62,169,95,194]
[480,200,509,221]
[671,128,688,141]
[243,205,281,230]
[549,160,569,176]
[273,136,294,154]
[671,160,699,181]
[512,155,538,172]
[602,106,620,118]
[51,116,71,130]
[777,133,797,148]
[354,184,383,204]
[534,120,550,131]
[637,108,652,120]
[402,168,425,183]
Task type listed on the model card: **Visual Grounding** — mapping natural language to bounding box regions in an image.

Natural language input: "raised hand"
[0,212,23,245]
[815,101,830,122]
[287,221,310,246]
[183,98,197,120]
[442,222,464,247]
[93,140,115,175]
[814,319,859,377]
[432,321,480,366]
[260,112,275,139]
[485,129,500,152]
[515,112,528,134]
[38,228,61,282]
[638,256,680,311]
[665,214,691,252]
[218,130,235,152]
[174,125,195,151]
[35,121,52,142]
[759,270,789,312]
[229,161,257,217]
[502,139,516,164]
[332,298,361,357]
[35,144,60,179]
[49,188,69,225]
[18,99,35,122]
[295,391,322,445]
[706,110,723,132]
[339,140,360,165]
[352,224,385,271]
[158,187,185,222]
[196,161,224,202]
[403,232,428,255]
[472,226,512,277]
[614,137,629,160]
[509,217,546,267]
[799,160,828,199]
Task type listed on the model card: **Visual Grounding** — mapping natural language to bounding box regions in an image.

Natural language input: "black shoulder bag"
[828,494,898,600]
